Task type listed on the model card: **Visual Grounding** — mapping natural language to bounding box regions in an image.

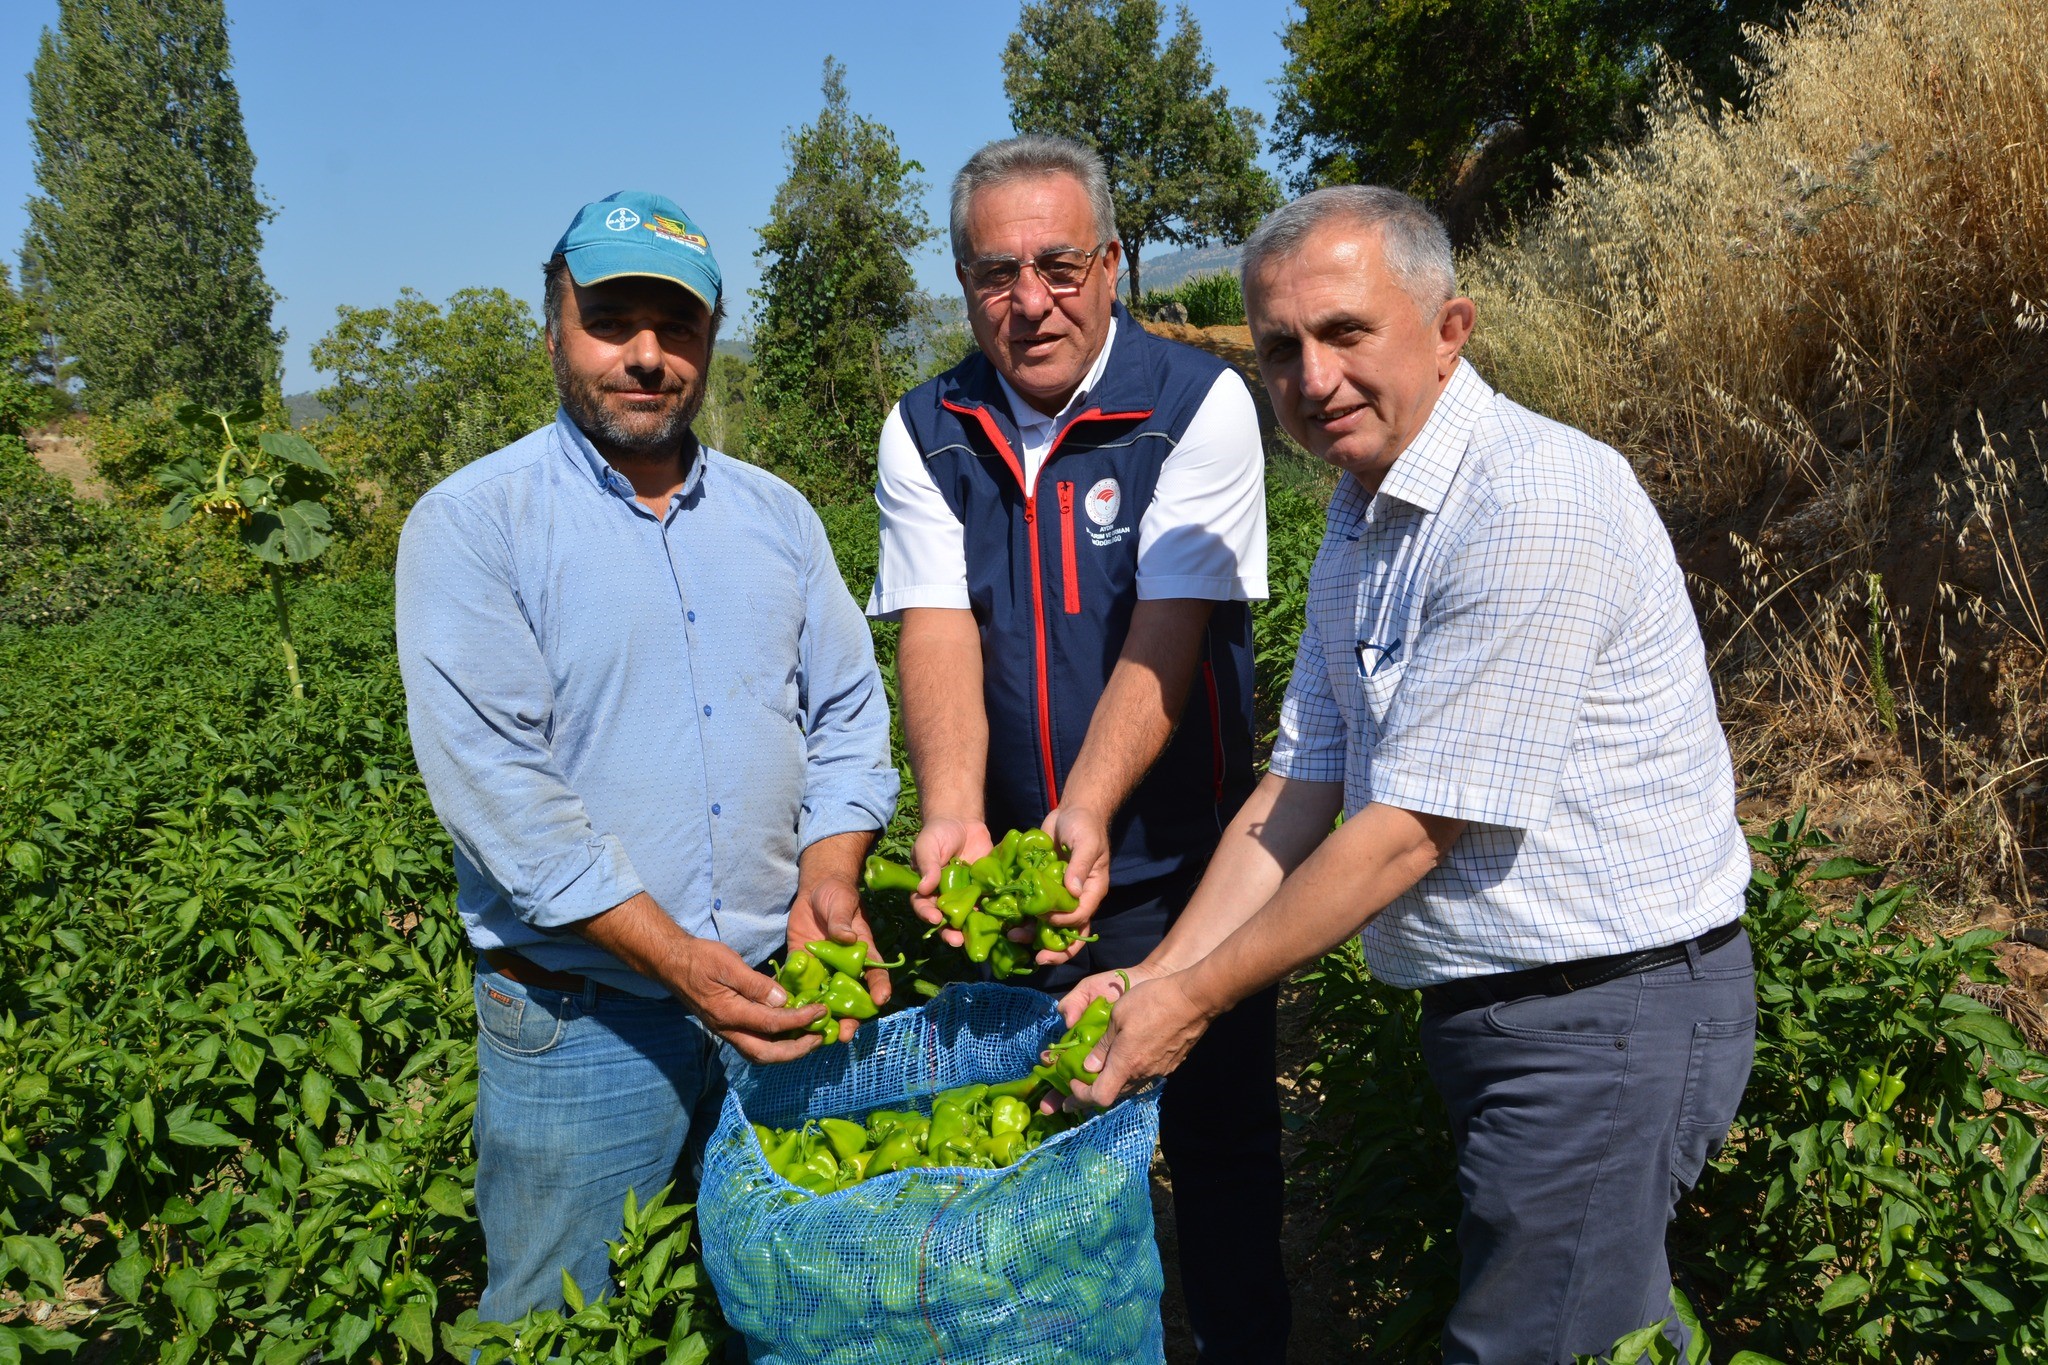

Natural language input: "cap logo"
[646,215,709,251]
[604,207,641,232]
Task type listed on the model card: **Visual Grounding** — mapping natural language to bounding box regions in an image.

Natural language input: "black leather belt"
[1419,920,1744,1015]
[482,949,632,999]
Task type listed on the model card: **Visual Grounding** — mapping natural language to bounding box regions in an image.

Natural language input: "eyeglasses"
[962,243,1109,299]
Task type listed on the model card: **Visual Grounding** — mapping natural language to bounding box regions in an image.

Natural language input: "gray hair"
[542,254,725,347]
[950,135,1118,262]
[1240,186,1456,317]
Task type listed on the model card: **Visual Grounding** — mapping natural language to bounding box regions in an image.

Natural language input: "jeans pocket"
[1670,1016,1755,1194]
[475,976,567,1057]
[1482,986,1634,1047]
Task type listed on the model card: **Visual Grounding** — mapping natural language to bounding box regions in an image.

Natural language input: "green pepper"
[862,854,921,894]
[822,972,880,1020]
[989,935,1034,979]
[776,949,829,1001]
[1016,827,1055,860]
[990,1095,1029,1136]
[1032,862,1079,913]
[982,892,1022,924]
[866,1129,924,1175]
[964,852,1000,886]
[807,939,903,979]
[818,1117,870,1163]
[963,910,1002,963]
[792,1141,841,1193]
[977,1130,1027,1167]
[1874,1072,1906,1113]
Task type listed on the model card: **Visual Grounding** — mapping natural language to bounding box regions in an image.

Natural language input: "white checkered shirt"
[1270,361,1750,988]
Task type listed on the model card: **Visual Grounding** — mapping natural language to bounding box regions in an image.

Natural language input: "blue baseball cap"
[552,190,722,312]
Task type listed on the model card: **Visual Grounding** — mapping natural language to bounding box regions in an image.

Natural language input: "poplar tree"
[749,58,935,497]
[25,0,281,412]
[1003,0,1279,303]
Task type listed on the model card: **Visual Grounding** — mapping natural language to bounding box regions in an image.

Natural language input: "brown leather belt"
[1419,920,1745,1015]
[481,949,630,998]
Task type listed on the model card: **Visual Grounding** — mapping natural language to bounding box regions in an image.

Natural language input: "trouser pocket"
[1669,1014,1755,1193]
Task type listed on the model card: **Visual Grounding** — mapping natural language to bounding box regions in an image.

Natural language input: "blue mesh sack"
[699,982,1166,1364]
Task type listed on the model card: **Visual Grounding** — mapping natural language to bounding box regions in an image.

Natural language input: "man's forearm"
[1178,802,1465,1017]
[1148,773,1345,973]
[897,608,989,821]
[1058,597,1215,818]
[573,891,698,994]
[798,828,875,892]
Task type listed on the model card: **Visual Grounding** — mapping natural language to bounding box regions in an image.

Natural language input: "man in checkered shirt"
[1062,186,1757,1363]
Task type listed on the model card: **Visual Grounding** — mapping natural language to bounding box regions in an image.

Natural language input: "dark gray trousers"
[1419,927,1756,1364]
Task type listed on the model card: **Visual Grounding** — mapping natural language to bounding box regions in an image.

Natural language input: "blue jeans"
[1419,927,1757,1364]
[471,967,726,1324]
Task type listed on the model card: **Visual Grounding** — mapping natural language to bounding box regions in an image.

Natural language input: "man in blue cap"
[395,192,899,1323]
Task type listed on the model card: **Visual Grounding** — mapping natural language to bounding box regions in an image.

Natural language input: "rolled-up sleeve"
[1369,496,1634,829]
[1268,606,1348,782]
[797,508,901,848]
[395,492,645,929]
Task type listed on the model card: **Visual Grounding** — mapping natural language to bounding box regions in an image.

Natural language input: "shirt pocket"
[1357,658,1405,730]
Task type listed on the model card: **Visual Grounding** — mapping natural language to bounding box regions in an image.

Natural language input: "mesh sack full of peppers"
[697,834,1166,1365]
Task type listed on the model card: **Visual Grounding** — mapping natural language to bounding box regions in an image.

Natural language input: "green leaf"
[1817,1270,1870,1312]
[105,1252,148,1303]
[278,500,334,563]
[173,401,210,429]
[321,1018,364,1077]
[1811,856,1882,881]
[1959,1276,2016,1314]
[238,475,270,505]
[300,1069,334,1127]
[1,1236,65,1296]
[259,430,335,476]
[422,1176,468,1218]
[328,1312,373,1362]
[166,1111,240,1148]
[1942,1007,2025,1051]
[393,1301,435,1358]
[373,845,396,878]
[129,1094,155,1144]
[240,509,290,564]
[561,1267,585,1313]
[227,1035,264,1086]
[5,842,43,881]
[665,1333,713,1365]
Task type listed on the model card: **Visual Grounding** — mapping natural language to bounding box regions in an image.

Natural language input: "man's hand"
[1055,960,1161,1026]
[1065,969,1216,1108]
[787,872,889,1040]
[1033,804,1111,966]
[910,816,993,947]
[665,936,828,1065]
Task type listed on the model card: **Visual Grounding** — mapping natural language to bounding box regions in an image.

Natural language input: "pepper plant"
[156,399,336,698]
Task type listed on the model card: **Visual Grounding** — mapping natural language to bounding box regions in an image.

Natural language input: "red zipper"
[943,399,1060,806]
[1201,660,1224,801]
[1058,482,1080,614]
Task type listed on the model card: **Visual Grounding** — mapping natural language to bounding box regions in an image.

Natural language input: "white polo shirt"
[867,319,1269,617]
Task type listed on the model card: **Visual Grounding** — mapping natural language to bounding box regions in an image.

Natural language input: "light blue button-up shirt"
[395,412,899,994]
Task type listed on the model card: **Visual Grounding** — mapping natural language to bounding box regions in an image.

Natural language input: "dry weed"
[1463,0,2048,913]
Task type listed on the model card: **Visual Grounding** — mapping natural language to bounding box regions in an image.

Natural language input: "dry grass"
[1462,0,2048,917]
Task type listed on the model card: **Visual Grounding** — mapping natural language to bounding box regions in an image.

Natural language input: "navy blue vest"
[896,306,1258,882]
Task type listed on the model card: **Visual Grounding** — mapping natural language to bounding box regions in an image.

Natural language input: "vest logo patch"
[1085,478,1121,526]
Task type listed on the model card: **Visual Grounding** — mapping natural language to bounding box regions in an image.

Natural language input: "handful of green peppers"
[774,939,900,1044]
[751,992,1122,1197]
[862,827,1093,978]
[753,1080,1080,1196]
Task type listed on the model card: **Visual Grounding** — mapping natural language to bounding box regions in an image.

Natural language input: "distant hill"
[284,392,330,427]
[1130,242,1241,294]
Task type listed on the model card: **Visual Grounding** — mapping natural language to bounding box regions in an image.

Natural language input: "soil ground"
[27,430,105,500]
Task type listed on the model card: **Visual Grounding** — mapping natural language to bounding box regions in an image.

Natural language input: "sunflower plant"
[156,399,336,698]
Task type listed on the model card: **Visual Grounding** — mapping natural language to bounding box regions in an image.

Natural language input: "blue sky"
[0,1,1300,392]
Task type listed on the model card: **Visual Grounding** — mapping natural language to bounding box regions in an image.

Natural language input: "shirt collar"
[994,315,1119,435]
[1367,359,1493,515]
[554,407,707,505]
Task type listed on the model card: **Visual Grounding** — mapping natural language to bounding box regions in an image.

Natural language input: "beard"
[553,351,704,460]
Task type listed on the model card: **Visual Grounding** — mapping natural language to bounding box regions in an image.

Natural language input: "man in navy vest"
[868,135,1289,1361]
